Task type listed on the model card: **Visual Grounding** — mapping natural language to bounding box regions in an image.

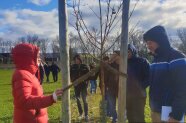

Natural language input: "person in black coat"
[35,62,45,85]
[143,25,185,122]
[70,54,90,121]
[50,62,60,82]
[44,61,51,82]
[126,44,150,123]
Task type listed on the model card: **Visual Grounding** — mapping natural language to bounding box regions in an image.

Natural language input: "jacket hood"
[12,43,39,74]
[143,25,171,53]
[128,44,137,58]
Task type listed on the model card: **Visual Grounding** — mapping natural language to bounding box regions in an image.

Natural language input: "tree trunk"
[58,0,71,123]
[118,0,130,123]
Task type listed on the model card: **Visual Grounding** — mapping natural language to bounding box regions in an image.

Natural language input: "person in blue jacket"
[126,44,150,123]
[143,25,185,122]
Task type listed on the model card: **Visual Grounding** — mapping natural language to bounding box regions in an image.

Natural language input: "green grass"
[0,69,151,123]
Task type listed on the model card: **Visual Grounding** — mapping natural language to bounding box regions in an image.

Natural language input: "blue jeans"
[90,80,97,93]
[105,88,111,116]
[107,91,117,122]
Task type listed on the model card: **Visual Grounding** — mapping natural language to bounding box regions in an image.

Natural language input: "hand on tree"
[52,89,63,102]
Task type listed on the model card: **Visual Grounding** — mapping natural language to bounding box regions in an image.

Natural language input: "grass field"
[0,69,151,123]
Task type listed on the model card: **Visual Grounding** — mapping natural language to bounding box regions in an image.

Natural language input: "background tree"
[129,29,151,60]
[58,0,71,122]
[177,28,186,54]
[52,36,60,54]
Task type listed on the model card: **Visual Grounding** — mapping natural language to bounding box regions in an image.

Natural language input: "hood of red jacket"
[12,43,39,74]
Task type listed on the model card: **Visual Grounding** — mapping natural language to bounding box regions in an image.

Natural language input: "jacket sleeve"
[169,82,186,120]
[70,65,76,82]
[140,58,150,89]
[169,74,186,120]
[84,64,90,81]
[57,65,60,72]
[13,77,55,110]
[85,64,90,73]
[169,59,186,120]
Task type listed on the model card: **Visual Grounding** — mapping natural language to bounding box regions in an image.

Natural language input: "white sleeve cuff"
[52,92,57,102]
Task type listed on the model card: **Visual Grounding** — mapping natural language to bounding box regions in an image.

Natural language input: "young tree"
[118,0,130,122]
[70,0,123,99]
[58,0,71,123]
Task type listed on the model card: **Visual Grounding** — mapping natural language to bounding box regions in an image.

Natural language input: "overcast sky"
[0,0,185,40]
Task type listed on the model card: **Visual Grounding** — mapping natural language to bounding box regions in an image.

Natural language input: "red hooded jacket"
[12,43,55,123]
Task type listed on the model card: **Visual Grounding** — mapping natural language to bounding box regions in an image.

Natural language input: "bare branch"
[89,7,100,19]
[129,0,140,22]
[103,35,120,55]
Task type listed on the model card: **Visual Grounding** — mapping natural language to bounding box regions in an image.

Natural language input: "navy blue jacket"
[144,25,185,120]
[150,59,186,121]
[169,59,186,120]
[149,62,169,112]
[50,63,60,74]
[44,64,50,75]
[127,44,150,99]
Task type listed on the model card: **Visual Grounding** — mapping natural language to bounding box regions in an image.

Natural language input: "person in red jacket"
[11,43,63,123]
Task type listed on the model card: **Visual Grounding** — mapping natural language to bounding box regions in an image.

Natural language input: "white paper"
[161,106,184,122]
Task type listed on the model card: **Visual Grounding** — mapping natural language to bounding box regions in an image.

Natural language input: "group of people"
[36,61,60,84]
[103,25,186,123]
[11,25,186,123]
[69,25,186,123]
[102,44,149,123]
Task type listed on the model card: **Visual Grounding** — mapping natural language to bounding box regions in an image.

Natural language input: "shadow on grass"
[0,116,12,123]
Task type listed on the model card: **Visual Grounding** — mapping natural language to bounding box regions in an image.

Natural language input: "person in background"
[44,61,51,82]
[70,54,90,121]
[35,62,45,85]
[11,43,63,123]
[143,25,185,122]
[89,62,99,94]
[98,56,110,96]
[50,62,60,82]
[126,44,150,123]
[106,51,120,123]
[102,56,111,117]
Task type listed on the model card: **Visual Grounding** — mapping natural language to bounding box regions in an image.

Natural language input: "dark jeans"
[126,97,146,123]
[105,88,111,116]
[52,72,58,82]
[74,87,88,116]
[46,73,50,82]
[107,91,117,122]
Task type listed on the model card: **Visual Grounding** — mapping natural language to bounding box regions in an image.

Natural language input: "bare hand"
[168,117,179,123]
[55,89,63,96]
